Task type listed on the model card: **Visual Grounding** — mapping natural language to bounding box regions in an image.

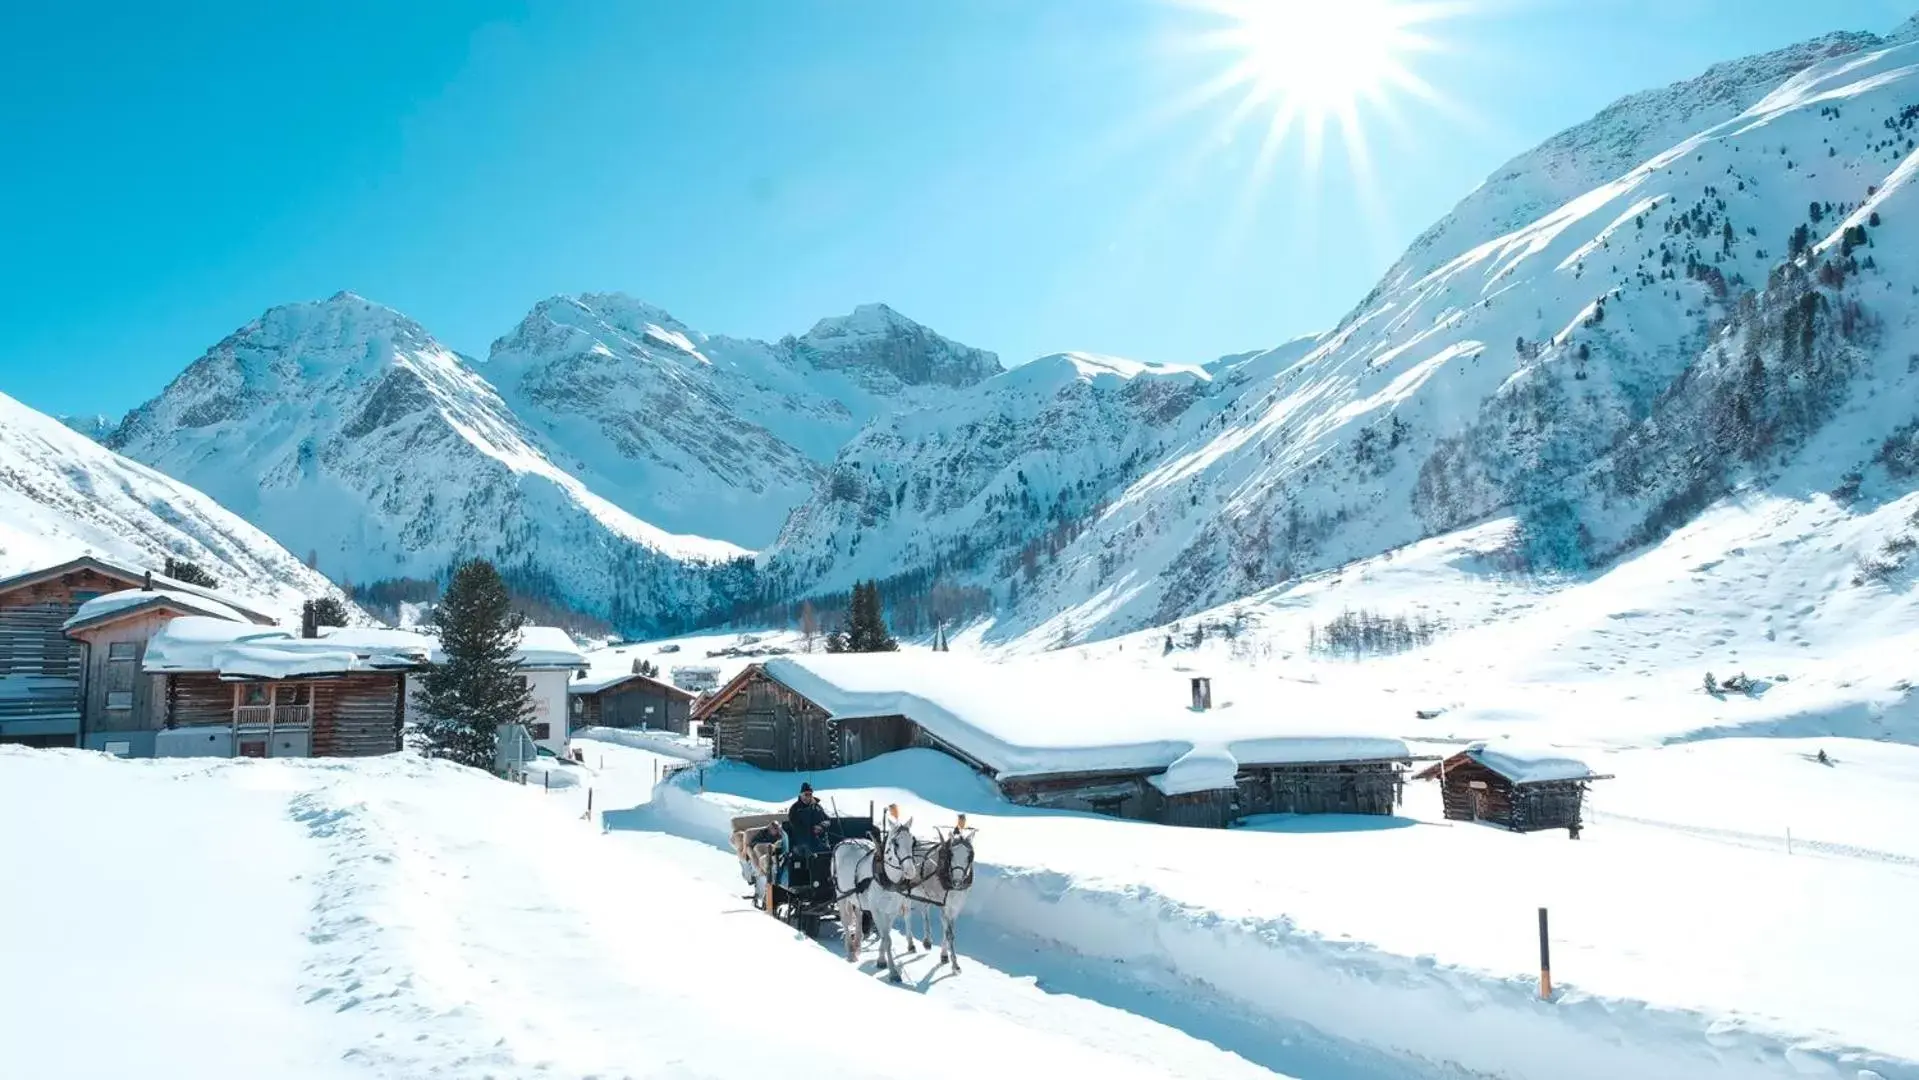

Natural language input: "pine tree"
[307,596,350,628]
[414,559,532,770]
[846,581,898,652]
[163,557,219,589]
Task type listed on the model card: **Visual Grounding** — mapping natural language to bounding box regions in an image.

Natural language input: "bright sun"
[1177,0,1460,171]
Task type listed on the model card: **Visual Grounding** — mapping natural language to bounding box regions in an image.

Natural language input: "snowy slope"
[762,348,1255,614]
[0,390,350,620]
[485,294,1000,545]
[107,293,749,631]
[988,26,1919,644]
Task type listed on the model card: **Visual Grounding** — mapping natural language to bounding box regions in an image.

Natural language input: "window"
[105,641,137,710]
[530,723,551,741]
[241,684,269,707]
[283,683,311,706]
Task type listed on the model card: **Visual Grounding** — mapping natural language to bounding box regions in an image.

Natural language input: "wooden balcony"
[232,704,313,730]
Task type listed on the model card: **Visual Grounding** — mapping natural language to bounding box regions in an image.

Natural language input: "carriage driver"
[787,782,830,854]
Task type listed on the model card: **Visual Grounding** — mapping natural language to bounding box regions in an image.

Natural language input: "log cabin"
[1414,743,1611,836]
[568,669,697,734]
[691,656,1419,829]
[0,556,274,748]
[142,618,431,758]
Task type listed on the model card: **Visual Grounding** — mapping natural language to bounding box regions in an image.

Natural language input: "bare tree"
[799,600,821,654]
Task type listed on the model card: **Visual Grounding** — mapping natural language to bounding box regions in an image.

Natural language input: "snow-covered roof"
[145,617,431,679]
[481,626,586,670]
[0,554,278,624]
[1148,746,1241,796]
[754,653,1410,783]
[63,588,248,632]
[1466,741,1597,784]
[569,670,695,697]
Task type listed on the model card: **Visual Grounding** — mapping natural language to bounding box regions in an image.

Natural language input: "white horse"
[905,826,975,972]
[831,815,919,982]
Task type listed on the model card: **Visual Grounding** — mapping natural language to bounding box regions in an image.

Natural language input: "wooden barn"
[696,665,927,771]
[0,556,273,748]
[569,669,697,734]
[693,658,1420,829]
[1415,743,1611,836]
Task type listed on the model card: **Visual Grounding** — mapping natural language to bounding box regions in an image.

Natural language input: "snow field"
[643,745,1919,1079]
[0,744,1310,1080]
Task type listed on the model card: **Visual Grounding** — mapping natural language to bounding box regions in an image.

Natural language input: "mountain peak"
[1889,12,1919,43]
[790,303,1001,388]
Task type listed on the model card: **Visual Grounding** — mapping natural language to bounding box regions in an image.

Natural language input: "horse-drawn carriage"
[732,804,978,981]
[731,810,880,937]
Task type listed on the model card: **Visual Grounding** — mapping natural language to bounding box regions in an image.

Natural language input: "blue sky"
[2,0,1912,417]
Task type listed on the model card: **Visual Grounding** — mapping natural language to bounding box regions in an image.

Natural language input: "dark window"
[105,642,138,710]
[530,723,551,741]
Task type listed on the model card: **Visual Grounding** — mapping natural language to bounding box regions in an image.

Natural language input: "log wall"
[1236,762,1404,817]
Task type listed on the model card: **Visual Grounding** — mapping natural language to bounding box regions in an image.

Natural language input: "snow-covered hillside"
[107,293,750,631]
[0,391,349,620]
[979,24,1919,644]
[762,351,1230,615]
[486,295,999,545]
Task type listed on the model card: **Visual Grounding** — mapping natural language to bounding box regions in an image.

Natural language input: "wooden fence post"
[1538,907,1552,1001]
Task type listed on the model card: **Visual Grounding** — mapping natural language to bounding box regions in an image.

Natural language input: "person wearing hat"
[786,782,829,854]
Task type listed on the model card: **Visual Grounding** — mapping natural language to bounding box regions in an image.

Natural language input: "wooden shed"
[569,670,697,734]
[695,665,920,771]
[1234,760,1406,817]
[1415,743,1610,836]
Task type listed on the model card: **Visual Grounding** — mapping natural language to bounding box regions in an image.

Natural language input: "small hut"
[569,669,697,733]
[1416,742,1610,836]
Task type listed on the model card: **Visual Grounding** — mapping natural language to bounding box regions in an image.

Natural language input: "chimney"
[142,570,153,592]
[300,600,318,639]
[1190,676,1212,712]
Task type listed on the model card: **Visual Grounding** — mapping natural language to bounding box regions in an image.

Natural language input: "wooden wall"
[69,610,177,735]
[0,570,121,735]
[999,772,1160,821]
[577,678,693,733]
[311,675,405,757]
[707,668,917,771]
[1236,762,1404,817]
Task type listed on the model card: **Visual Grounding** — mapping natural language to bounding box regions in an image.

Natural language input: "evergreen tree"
[414,559,532,770]
[307,596,350,628]
[846,581,898,652]
[163,557,219,589]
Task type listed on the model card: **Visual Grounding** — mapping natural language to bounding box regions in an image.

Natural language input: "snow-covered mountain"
[761,352,1216,602]
[107,293,750,631]
[1007,25,1919,642]
[485,295,999,545]
[762,22,1919,646]
[1,391,351,620]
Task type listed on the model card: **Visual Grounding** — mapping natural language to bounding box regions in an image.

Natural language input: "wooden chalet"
[0,556,274,748]
[1415,743,1611,836]
[142,620,430,759]
[569,668,697,734]
[692,661,1418,829]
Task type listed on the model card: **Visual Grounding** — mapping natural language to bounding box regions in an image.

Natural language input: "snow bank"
[63,587,248,630]
[573,725,711,762]
[649,751,1919,1080]
[762,653,1409,782]
[1469,740,1597,784]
